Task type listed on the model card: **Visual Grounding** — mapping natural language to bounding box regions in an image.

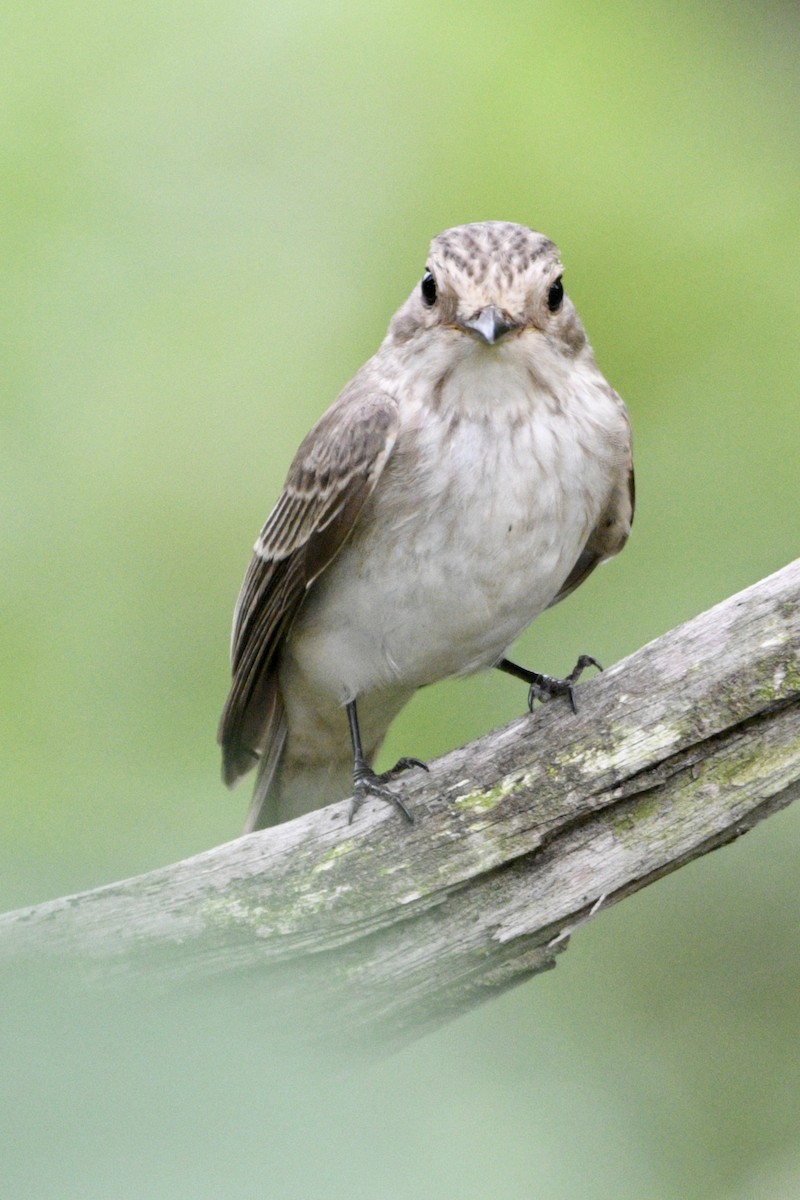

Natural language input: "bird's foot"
[378,756,429,783]
[525,654,602,714]
[348,757,427,824]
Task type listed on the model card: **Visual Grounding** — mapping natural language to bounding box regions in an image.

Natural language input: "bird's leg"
[496,654,602,715]
[346,700,427,824]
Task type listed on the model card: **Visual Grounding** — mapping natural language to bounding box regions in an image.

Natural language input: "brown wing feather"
[549,463,635,607]
[218,387,399,787]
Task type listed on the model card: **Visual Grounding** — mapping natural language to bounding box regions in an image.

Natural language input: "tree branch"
[3,560,799,1048]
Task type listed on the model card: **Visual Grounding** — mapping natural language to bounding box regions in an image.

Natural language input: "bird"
[218,220,634,832]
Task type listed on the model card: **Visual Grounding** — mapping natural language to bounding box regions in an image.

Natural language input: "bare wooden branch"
[2,560,799,1048]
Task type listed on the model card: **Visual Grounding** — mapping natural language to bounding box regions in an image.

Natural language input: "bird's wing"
[549,462,635,607]
[218,387,400,787]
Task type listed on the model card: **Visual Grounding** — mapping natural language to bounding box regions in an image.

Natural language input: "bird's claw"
[378,756,429,782]
[527,654,603,714]
[349,757,425,824]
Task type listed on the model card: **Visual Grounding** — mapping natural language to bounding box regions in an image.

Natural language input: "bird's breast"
[288,365,626,701]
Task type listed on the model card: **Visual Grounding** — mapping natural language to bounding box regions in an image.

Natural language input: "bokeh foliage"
[2,1,799,1196]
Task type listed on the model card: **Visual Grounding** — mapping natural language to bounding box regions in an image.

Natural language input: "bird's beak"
[460,305,518,345]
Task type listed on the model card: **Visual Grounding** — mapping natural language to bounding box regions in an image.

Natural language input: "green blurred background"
[3,0,799,1196]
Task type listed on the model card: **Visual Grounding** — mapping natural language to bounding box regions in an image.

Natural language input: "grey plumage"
[219,221,634,830]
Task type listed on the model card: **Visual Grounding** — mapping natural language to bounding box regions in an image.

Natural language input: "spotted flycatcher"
[219,221,634,831]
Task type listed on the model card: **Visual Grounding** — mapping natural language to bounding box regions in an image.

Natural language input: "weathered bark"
[2,560,798,1049]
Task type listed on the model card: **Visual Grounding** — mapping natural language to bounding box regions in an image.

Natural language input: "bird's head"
[387,221,588,360]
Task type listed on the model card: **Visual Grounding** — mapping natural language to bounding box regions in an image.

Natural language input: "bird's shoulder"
[258,371,400,564]
[229,373,400,669]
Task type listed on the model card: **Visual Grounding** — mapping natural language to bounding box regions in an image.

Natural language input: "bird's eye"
[547,276,564,313]
[420,271,437,307]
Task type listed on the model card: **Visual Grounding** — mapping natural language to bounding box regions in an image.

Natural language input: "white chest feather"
[288,347,625,702]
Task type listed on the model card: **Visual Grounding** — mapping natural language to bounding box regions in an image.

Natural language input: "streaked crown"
[428,221,560,324]
[387,221,584,352]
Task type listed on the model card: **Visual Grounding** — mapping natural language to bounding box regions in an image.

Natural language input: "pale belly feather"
[285,378,617,706]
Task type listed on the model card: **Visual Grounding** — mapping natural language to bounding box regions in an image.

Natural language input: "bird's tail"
[235,684,408,831]
[244,748,354,831]
[242,703,288,832]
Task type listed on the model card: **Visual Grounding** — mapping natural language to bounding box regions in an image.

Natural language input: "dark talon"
[496,653,603,716]
[349,761,415,824]
[573,653,603,675]
[346,699,422,824]
[379,756,429,781]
